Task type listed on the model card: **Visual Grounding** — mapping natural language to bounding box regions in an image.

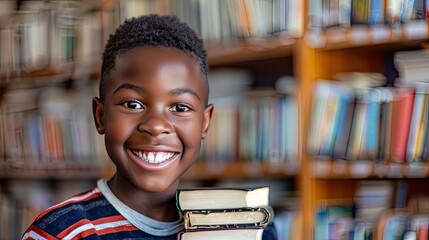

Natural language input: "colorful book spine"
[363,88,381,160]
[368,0,385,25]
[407,82,429,162]
[351,0,369,24]
[377,87,394,163]
[391,88,415,163]
[347,90,367,160]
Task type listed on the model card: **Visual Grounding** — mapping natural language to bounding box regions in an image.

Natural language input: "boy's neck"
[107,175,180,222]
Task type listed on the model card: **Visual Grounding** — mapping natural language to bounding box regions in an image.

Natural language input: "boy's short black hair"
[100,14,209,103]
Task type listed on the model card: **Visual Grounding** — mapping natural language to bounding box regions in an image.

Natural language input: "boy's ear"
[201,104,214,139]
[92,97,106,134]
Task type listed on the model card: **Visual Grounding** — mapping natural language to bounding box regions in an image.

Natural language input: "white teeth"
[132,150,174,164]
[156,154,163,163]
[148,152,155,162]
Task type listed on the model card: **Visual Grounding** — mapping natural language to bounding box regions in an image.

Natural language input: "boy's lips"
[130,149,177,164]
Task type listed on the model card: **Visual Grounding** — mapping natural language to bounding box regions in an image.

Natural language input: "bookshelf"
[1,0,429,239]
[301,2,429,237]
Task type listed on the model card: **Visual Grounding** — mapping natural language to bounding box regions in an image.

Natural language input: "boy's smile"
[93,46,213,201]
[131,150,175,164]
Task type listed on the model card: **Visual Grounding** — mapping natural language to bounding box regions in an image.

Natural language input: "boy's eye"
[122,100,143,109]
[170,104,190,112]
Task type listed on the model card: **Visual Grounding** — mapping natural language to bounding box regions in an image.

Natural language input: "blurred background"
[0,0,428,239]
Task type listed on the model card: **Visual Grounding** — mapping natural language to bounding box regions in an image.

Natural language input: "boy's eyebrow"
[169,88,201,101]
[112,83,201,101]
[113,83,145,95]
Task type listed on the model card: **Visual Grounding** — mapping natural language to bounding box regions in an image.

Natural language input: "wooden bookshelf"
[301,31,429,240]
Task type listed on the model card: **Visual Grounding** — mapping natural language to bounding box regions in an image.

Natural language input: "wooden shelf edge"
[0,161,102,180]
[207,37,296,66]
[182,161,299,181]
[305,23,429,51]
[311,159,429,179]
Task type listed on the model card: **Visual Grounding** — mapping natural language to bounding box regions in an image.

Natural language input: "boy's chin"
[137,179,180,194]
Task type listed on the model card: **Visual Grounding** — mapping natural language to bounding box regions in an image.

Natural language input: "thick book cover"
[183,206,274,229]
[176,186,269,211]
[177,228,264,240]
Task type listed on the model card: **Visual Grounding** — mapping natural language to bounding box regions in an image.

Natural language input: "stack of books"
[176,186,273,240]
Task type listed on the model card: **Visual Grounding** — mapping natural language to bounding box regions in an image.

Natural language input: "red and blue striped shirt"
[22,180,182,239]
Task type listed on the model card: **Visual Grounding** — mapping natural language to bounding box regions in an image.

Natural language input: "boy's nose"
[137,112,173,136]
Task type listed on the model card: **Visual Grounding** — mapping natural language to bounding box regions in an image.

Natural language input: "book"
[346,89,367,160]
[390,87,415,163]
[273,210,297,240]
[351,0,368,25]
[177,228,264,240]
[375,209,408,240]
[314,201,354,240]
[362,88,382,160]
[333,89,356,160]
[368,0,385,25]
[394,50,429,87]
[176,186,269,211]
[407,82,429,162]
[183,206,274,229]
[307,80,338,156]
[382,211,409,239]
[377,87,394,163]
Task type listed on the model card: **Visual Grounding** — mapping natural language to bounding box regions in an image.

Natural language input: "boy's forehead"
[107,46,208,98]
[114,46,200,74]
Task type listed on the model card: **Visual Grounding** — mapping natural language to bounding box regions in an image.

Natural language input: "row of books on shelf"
[0,0,102,79]
[107,0,303,45]
[0,0,303,78]
[306,0,429,48]
[1,0,427,78]
[307,50,429,166]
[315,180,429,240]
[201,94,298,164]
[200,70,299,167]
[309,0,428,30]
[0,80,105,170]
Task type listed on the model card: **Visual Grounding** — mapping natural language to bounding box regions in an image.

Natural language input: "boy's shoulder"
[33,185,109,222]
[22,185,124,239]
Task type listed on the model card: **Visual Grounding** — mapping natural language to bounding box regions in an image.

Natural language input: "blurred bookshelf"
[302,0,429,237]
[0,0,429,239]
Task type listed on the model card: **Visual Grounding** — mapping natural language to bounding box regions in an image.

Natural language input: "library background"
[0,0,428,239]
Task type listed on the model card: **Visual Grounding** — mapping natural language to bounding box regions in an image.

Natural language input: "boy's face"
[93,46,213,193]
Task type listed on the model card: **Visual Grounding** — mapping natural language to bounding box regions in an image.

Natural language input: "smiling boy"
[22,14,277,240]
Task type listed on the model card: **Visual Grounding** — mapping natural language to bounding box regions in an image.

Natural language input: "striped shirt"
[22,179,183,240]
